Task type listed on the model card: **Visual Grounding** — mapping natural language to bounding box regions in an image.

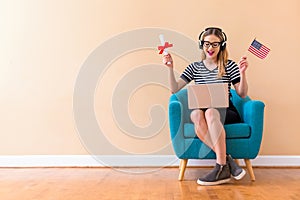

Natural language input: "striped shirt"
[180,60,240,94]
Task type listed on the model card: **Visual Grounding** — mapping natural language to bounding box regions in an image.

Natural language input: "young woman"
[163,27,249,186]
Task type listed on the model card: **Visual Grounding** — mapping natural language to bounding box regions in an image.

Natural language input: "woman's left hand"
[238,56,248,74]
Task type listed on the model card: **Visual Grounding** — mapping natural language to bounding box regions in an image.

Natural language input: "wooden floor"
[0,167,299,200]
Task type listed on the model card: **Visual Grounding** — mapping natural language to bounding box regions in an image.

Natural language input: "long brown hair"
[200,28,228,78]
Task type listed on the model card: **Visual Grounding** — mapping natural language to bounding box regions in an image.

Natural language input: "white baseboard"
[0,155,299,167]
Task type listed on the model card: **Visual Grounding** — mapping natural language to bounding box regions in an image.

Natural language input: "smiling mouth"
[207,51,214,56]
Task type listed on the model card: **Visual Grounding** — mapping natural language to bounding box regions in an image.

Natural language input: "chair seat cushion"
[183,123,250,139]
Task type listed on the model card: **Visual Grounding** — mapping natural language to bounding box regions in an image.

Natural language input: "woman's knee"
[190,110,207,135]
[205,108,220,123]
[190,109,201,123]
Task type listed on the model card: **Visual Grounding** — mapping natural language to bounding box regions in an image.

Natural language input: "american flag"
[248,39,270,59]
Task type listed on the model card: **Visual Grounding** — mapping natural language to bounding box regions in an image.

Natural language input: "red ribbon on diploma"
[158,42,173,54]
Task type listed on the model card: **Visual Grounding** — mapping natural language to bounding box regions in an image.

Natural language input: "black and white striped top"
[180,60,240,94]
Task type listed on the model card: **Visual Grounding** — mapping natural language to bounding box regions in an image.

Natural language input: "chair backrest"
[229,89,251,120]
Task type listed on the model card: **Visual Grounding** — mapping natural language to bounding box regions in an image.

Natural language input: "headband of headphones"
[198,27,227,50]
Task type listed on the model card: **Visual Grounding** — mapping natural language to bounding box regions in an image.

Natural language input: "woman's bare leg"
[190,109,226,165]
[191,109,230,185]
[190,109,213,149]
[204,108,226,165]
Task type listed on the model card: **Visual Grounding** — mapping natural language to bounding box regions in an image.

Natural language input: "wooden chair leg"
[178,159,188,181]
[244,159,255,181]
[179,159,183,169]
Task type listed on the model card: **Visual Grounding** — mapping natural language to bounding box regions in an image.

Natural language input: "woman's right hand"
[163,54,173,68]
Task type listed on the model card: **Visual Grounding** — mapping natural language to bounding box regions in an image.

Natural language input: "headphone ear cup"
[199,40,203,49]
[220,31,227,50]
[220,41,226,50]
[198,31,205,49]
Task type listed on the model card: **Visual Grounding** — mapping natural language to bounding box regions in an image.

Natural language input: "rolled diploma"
[159,34,171,64]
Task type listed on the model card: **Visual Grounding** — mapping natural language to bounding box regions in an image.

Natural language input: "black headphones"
[198,27,227,50]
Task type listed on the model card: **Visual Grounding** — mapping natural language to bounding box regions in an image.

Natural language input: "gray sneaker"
[197,163,231,186]
[226,154,246,180]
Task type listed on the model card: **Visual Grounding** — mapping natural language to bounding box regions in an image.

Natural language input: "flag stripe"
[248,39,270,59]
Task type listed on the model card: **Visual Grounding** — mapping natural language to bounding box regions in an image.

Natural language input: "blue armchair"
[169,89,265,181]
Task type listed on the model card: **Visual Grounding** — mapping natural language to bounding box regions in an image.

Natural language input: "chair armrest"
[243,100,265,131]
[169,100,185,156]
[243,100,265,157]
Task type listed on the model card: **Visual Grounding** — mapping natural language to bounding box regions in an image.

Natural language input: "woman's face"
[202,34,221,60]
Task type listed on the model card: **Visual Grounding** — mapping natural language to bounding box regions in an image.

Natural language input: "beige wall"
[1,0,299,155]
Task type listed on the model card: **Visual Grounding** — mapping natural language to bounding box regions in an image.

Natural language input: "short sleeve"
[227,60,240,85]
[180,63,195,83]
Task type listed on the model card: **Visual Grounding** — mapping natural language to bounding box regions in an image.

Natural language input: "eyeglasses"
[201,41,221,48]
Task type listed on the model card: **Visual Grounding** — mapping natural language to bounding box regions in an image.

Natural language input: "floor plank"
[0,167,299,200]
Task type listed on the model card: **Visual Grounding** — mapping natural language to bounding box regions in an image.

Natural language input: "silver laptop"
[187,83,229,109]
